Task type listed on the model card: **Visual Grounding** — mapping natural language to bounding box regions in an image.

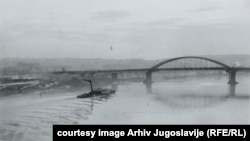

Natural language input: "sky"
[0,0,250,59]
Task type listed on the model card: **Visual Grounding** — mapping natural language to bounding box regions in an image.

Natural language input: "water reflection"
[152,75,250,107]
[0,76,249,140]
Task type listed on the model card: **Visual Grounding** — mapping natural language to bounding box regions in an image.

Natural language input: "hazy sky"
[1,0,250,59]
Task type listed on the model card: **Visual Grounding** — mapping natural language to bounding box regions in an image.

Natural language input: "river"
[0,75,249,141]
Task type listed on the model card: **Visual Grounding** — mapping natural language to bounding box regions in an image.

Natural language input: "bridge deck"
[53,67,250,74]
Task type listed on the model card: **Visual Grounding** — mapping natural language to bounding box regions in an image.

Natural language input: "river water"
[0,76,250,141]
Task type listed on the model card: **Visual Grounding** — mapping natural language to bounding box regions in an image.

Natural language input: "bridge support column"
[228,70,238,97]
[111,73,118,81]
[144,71,152,94]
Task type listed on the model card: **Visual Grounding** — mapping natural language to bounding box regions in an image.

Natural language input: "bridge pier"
[228,70,238,97]
[144,71,152,94]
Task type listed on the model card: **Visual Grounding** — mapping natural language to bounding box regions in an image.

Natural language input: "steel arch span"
[149,56,231,72]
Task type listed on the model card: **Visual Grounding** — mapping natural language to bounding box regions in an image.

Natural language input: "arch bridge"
[54,56,250,97]
[144,56,241,96]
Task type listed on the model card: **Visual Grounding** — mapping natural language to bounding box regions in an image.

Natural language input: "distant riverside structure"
[53,56,250,97]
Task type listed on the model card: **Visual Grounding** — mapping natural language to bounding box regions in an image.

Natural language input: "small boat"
[77,79,115,98]
[77,88,115,98]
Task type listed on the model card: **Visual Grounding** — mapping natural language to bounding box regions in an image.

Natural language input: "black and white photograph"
[0,0,250,141]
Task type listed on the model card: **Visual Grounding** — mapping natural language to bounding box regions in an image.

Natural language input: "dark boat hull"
[77,89,115,98]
